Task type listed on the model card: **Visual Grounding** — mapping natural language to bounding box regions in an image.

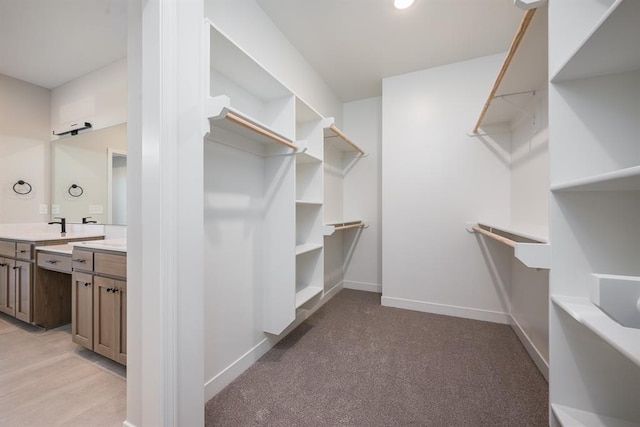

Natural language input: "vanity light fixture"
[53,121,92,136]
[394,0,415,10]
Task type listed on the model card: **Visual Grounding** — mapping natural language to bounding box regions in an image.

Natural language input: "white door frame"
[126,0,204,425]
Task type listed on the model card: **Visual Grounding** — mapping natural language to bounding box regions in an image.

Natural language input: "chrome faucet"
[82,217,97,224]
[48,217,66,234]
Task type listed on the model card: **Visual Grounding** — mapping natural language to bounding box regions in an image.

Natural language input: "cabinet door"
[93,276,116,360]
[0,257,14,316]
[72,272,94,349]
[114,279,126,365]
[13,260,31,323]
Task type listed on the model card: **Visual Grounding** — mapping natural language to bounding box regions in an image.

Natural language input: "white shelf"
[551,0,640,82]
[552,403,640,427]
[296,149,322,164]
[552,295,640,368]
[322,118,366,155]
[479,7,547,128]
[205,96,297,151]
[295,243,322,256]
[295,200,322,206]
[475,221,548,243]
[551,165,640,192]
[323,220,365,236]
[295,285,323,308]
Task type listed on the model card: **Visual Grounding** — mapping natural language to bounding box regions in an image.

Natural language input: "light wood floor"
[0,313,126,427]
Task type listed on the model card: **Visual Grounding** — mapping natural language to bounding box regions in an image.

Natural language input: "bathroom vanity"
[71,239,127,365]
[0,228,104,329]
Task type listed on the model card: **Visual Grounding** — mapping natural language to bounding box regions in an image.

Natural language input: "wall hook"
[13,180,32,195]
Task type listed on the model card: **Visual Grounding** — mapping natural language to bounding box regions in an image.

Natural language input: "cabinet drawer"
[72,249,94,272]
[94,252,126,279]
[0,240,15,258]
[15,243,33,261]
[38,252,72,274]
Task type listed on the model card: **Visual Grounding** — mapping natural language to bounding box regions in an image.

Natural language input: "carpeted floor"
[205,289,548,426]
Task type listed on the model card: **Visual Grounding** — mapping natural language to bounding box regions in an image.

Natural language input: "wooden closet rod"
[334,222,365,231]
[472,8,537,134]
[225,111,298,150]
[472,226,516,248]
[329,125,366,155]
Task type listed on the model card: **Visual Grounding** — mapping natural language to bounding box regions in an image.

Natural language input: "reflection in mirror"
[51,123,127,224]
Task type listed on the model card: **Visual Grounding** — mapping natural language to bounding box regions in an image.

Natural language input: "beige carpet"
[205,289,548,426]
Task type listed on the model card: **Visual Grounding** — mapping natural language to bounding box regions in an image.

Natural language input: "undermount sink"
[591,274,640,329]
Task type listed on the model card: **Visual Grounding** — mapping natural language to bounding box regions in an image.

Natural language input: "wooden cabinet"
[72,247,127,365]
[0,241,33,323]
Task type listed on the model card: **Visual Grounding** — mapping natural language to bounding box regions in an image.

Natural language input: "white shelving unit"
[294,98,325,310]
[203,21,296,336]
[470,222,550,269]
[549,1,640,424]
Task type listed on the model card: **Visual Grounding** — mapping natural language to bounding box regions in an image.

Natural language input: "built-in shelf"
[322,118,366,155]
[551,165,640,192]
[296,149,322,164]
[295,243,322,256]
[471,7,547,133]
[206,96,297,151]
[552,295,640,368]
[323,220,366,236]
[469,222,550,269]
[295,285,323,308]
[552,403,640,427]
[475,222,548,243]
[296,200,322,206]
[551,0,640,83]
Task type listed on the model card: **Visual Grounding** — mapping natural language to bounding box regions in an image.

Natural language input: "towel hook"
[13,180,32,195]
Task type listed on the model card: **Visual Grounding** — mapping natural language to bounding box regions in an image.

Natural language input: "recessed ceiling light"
[394,0,415,10]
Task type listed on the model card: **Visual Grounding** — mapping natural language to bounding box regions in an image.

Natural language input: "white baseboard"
[204,282,344,402]
[343,280,381,293]
[381,295,510,324]
[510,314,549,381]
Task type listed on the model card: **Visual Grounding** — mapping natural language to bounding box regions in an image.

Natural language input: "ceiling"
[257,0,525,101]
[0,0,523,101]
[0,0,127,89]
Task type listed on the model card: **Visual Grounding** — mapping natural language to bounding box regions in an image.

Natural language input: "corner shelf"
[551,165,640,192]
[551,0,640,83]
[295,285,323,308]
[323,220,366,237]
[322,118,366,155]
[552,295,640,368]
[552,403,640,427]
[470,222,550,269]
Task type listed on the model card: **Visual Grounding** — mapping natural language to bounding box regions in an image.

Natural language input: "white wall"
[0,74,51,223]
[342,97,382,293]
[205,0,342,121]
[509,87,549,372]
[381,54,513,323]
[50,58,127,134]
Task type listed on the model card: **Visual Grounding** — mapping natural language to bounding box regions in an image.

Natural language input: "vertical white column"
[127,0,204,426]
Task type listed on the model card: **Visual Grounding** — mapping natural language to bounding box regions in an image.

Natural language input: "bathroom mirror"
[51,123,127,225]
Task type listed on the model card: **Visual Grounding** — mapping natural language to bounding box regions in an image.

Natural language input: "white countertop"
[35,244,74,255]
[0,231,106,242]
[0,223,106,243]
[70,238,127,253]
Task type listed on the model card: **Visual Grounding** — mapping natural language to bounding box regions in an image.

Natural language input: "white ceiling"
[257,0,525,101]
[0,0,127,89]
[0,0,523,100]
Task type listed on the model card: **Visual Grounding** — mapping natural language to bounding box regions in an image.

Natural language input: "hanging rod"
[328,125,366,155]
[472,226,516,248]
[492,89,536,99]
[334,221,365,231]
[225,111,298,150]
[471,8,537,134]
